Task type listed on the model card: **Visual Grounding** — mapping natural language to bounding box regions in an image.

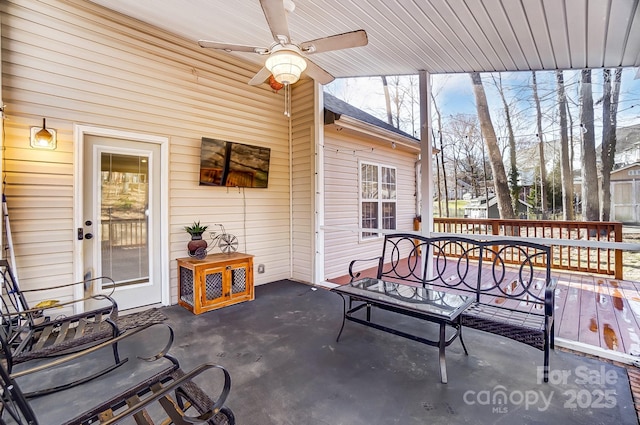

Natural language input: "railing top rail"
[319,224,639,251]
[434,217,623,227]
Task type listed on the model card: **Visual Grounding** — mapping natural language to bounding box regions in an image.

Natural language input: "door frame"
[73,124,170,313]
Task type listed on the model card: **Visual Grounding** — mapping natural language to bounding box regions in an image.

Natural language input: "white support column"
[419,71,434,281]
[419,71,433,236]
[313,83,325,285]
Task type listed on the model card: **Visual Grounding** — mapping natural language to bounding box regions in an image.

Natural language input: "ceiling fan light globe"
[265,50,307,84]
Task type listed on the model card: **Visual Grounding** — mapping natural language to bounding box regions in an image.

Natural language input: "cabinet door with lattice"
[177,253,254,314]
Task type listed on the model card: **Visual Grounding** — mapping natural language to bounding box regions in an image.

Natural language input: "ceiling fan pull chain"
[284,82,291,117]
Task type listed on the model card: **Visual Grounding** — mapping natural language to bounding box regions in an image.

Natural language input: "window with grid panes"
[360,162,396,239]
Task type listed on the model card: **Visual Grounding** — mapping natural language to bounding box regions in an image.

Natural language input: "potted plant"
[185,221,208,257]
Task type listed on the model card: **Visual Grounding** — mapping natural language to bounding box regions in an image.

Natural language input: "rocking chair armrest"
[10,323,175,379]
[19,276,116,298]
[348,256,382,281]
[101,363,232,425]
[0,294,118,322]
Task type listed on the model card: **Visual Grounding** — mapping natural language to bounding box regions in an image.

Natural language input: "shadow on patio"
[158,280,635,424]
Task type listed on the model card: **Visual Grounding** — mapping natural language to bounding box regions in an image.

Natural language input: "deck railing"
[433,218,623,279]
[101,218,147,247]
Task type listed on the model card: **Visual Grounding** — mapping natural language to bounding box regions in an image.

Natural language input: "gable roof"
[323,93,419,142]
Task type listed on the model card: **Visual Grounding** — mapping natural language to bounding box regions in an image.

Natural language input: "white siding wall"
[323,126,419,280]
[0,0,312,306]
[290,80,315,282]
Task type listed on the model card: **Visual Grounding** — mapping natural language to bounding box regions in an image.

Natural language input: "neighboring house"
[465,196,532,219]
[614,125,640,167]
[322,93,421,280]
[610,162,640,224]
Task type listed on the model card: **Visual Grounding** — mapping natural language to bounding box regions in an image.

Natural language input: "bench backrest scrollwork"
[378,234,552,309]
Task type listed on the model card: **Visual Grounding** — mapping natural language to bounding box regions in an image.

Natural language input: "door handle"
[78,228,93,240]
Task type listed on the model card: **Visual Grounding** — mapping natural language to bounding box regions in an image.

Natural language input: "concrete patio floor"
[159,280,636,424]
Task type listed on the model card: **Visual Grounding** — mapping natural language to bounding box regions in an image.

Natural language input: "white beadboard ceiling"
[89,0,640,78]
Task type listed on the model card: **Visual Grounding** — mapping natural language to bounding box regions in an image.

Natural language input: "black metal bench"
[348,233,557,382]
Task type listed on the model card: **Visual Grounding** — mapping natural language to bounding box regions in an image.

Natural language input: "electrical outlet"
[257,264,265,274]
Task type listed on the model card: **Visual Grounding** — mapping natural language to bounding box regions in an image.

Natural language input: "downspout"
[415,156,422,218]
[0,11,4,256]
[289,94,293,278]
[314,84,325,285]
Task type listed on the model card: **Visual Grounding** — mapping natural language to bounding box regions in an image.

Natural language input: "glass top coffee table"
[331,277,473,384]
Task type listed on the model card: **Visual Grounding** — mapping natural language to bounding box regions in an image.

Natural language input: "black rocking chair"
[0,323,235,425]
[0,259,124,397]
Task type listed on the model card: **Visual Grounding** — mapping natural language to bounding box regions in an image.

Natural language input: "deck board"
[327,258,640,357]
[594,277,625,352]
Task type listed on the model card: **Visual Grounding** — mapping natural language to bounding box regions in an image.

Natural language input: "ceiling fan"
[198,0,368,86]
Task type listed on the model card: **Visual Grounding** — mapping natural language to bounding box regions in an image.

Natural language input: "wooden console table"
[177,253,254,315]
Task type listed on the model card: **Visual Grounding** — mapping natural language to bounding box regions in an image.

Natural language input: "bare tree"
[531,71,548,217]
[431,92,449,217]
[492,74,520,214]
[443,114,485,198]
[556,70,575,220]
[381,76,393,125]
[600,68,623,221]
[470,72,515,219]
[580,69,599,222]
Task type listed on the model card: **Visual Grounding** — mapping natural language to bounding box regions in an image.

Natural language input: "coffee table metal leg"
[336,294,347,342]
[458,318,469,355]
[439,323,447,384]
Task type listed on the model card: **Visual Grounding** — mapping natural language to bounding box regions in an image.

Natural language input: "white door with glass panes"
[82,134,163,311]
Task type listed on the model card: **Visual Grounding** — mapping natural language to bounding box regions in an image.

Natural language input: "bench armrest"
[544,277,558,317]
[348,257,382,282]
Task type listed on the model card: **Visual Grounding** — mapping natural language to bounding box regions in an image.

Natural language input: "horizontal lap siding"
[323,128,419,280]
[291,81,315,282]
[1,0,299,305]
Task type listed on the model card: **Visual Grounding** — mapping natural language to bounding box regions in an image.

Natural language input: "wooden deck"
[327,261,640,358]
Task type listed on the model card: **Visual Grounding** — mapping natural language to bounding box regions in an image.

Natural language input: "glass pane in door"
[100,153,149,287]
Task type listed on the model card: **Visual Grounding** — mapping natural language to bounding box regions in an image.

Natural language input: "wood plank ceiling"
[89,0,640,78]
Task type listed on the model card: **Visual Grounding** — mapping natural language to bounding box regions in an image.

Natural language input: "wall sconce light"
[30,118,57,150]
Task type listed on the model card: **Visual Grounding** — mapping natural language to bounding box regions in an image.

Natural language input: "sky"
[325,68,640,146]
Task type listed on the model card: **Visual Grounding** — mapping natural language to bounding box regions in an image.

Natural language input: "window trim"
[358,160,397,241]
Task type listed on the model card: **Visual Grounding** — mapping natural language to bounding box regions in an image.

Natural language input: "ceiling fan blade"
[198,40,266,53]
[249,67,273,86]
[300,30,368,54]
[304,59,334,85]
[260,0,291,43]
